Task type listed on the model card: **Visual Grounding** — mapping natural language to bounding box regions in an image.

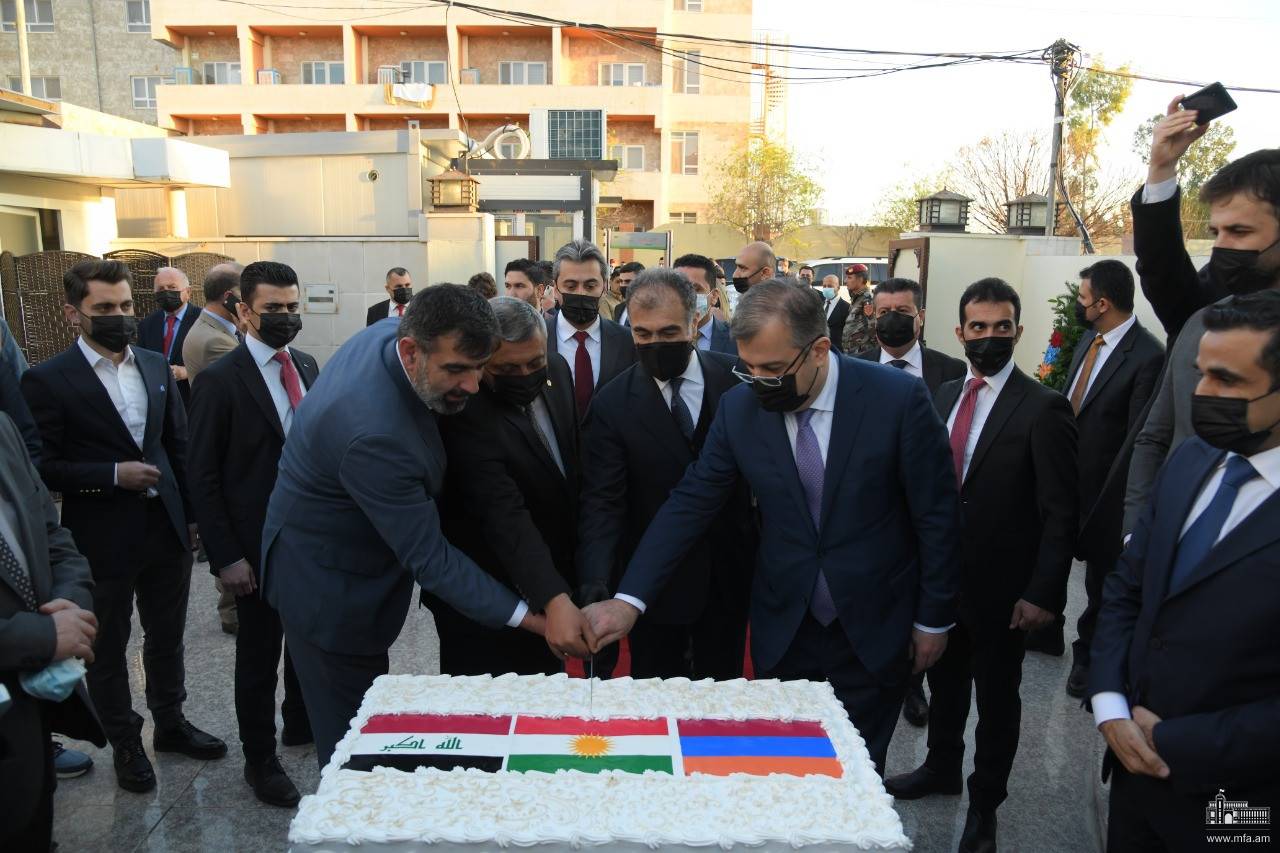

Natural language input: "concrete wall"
[466,34,551,84]
[562,34,662,88]
[366,34,448,83]
[610,120,660,172]
[190,117,243,135]
[0,173,118,256]
[187,35,241,67]
[269,35,343,84]
[271,117,346,133]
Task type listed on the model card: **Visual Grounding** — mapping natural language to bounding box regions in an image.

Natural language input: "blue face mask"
[20,657,86,703]
[696,294,709,315]
[821,287,836,301]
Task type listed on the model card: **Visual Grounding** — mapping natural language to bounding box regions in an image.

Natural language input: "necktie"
[1070,334,1106,414]
[795,409,837,626]
[273,350,304,410]
[162,313,177,359]
[889,359,910,370]
[668,376,696,442]
[572,330,593,419]
[0,531,36,611]
[523,404,562,475]
[396,304,405,317]
[948,377,987,486]
[1169,456,1260,592]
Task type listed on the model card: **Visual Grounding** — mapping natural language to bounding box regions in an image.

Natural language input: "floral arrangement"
[1037,282,1086,391]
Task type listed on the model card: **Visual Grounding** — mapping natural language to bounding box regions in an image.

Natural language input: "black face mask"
[559,291,600,326]
[963,335,1015,376]
[637,340,694,382]
[253,311,302,349]
[80,313,138,354]
[732,267,764,294]
[222,292,241,316]
[156,290,183,312]
[751,340,820,413]
[1073,299,1098,329]
[391,286,413,305]
[1192,390,1280,456]
[491,367,547,409]
[1210,239,1280,295]
[875,311,917,349]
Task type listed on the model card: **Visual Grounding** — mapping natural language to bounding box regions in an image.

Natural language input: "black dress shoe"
[113,737,156,793]
[1066,663,1089,698]
[959,806,997,853]
[245,756,301,808]
[154,717,228,760]
[1024,624,1065,656]
[903,682,929,728]
[883,764,962,800]
[281,719,314,747]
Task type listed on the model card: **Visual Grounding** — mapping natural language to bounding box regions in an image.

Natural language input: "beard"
[410,366,472,415]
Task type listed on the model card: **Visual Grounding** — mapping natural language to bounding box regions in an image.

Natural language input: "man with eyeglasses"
[583,279,961,776]
[840,264,877,356]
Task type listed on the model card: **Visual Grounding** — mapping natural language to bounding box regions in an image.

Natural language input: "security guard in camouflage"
[840,264,877,355]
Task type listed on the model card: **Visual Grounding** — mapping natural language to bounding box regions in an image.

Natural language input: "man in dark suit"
[885,278,1078,853]
[610,261,644,325]
[585,279,961,775]
[365,266,413,326]
[0,412,105,850]
[858,276,967,727]
[1050,261,1164,696]
[673,254,737,357]
[434,296,592,675]
[545,239,636,421]
[262,285,548,768]
[819,275,851,352]
[1090,291,1280,851]
[137,266,202,408]
[577,269,756,679]
[187,261,317,807]
[21,259,226,794]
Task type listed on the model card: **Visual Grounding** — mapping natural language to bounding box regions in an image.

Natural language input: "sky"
[752,0,1280,224]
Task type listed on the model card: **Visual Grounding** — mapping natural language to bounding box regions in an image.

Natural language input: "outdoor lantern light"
[916,189,972,233]
[430,168,480,212]
[1005,193,1051,235]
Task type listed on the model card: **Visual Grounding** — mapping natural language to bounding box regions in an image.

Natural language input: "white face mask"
[696,294,709,316]
[820,287,836,301]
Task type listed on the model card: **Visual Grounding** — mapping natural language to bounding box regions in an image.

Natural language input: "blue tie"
[668,377,695,442]
[1169,455,1260,592]
[795,409,837,626]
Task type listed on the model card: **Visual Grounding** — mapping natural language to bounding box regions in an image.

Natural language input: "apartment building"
[0,0,178,124]
[144,0,762,232]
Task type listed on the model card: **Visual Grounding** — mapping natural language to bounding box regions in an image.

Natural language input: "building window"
[673,51,701,94]
[674,0,703,10]
[203,62,242,85]
[548,110,603,159]
[670,131,699,175]
[1,0,54,32]
[125,0,149,32]
[131,76,166,108]
[302,61,344,84]
[599,63,645,87]
[498,141,521,159]
[400,61,446,85]
[7,75,59,100]
[499,61,546,85]
[670,212,698,224]
[611,144,645,171]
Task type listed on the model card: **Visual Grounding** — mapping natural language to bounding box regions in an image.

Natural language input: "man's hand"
[1132,705,1164,753]
[519,610,547,637]
[543,594,598,660]
[583,599,640,653]
[219,559,257,597]
[1100,717,1170,779]
[42,600,98,664]
[171,365,188,382]
[1148,95,1210,185]
[909,628,948,674]
[1010,599,1054,632]
[117,461,161,491]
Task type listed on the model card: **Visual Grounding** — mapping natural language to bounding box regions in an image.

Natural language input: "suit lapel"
[819,357,864,530]
[934,378,962,422]
[922,349,943,395]
[598,322,621,389]
[1080,326,1137,412]
[0,457,44,603]
[64,347,140,451]
[1168,488,1280,599]
[290,348,319,389]
[500,402,563,479]
[136,351,166,450]
[632,367,693,464]
[235,346,285,440]
[964,369,1029,485]
[544,354,577,478]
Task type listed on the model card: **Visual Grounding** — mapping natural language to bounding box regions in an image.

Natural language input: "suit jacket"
[138,305,201,407]
[0,349,39,464]
[826,299,850,353]
[578,351,756,624]
[545,314,636,399]
[21,343,191,578]
[182,310,239,387]
[1131,185,1223,349]
[934,367,1078,620]
[436,353,579,611]
[618,355,961,676]
[704,317,737,356]
[260,322,522,657]
[1063,320,1164,562]
[187,342,319,580]
[1088,437,1280,795]
[366,299,392,327]
[857,344,967,396]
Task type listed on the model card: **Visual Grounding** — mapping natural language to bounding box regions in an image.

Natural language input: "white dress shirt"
[244,334,307,437]
[388,299,406,319]
[0,495,29,573]
[528,395,565,476]
[395,348,529,628]
[207,309,239,339]
[654,350,704,425]
[824,296,840,319]
[1141,176,1179,206]
[78,337,149,489]
[556,312,602,389]
[946,356,1017,482]
[1092,443,1280,728]
[1066,314,1136,405]
[879,340,924,380]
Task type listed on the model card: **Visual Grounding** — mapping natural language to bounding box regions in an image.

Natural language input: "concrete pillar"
[13,0,30,95]
[167,188,189,238]
[551,27,565,85]
[343,25,362,86]
[238,25,262,85]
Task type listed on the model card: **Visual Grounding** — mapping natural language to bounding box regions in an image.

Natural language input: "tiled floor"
[51,563,1104,852]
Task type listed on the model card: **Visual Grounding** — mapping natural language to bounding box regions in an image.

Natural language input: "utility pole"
[14,0,31,96]
[1044,39,1074,238]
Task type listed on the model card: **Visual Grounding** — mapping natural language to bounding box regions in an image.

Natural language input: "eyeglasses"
[732,337,820,387]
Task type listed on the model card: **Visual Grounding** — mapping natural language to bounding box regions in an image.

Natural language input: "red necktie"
[948,377,986,486]
[396,304,405,317]
[162,314,177,358]
[273,351,304,410]
[572,330,593,419]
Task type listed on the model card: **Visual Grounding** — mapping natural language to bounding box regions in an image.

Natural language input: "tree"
[1133,115,1237,238]
[1058,59,1137,243]
[707,142,822,241]
[836,223,867,255]
[871,170,955,234]
[949,132,1049,233]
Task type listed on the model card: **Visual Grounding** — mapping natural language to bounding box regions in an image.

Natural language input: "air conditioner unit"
[173,66,199,85]
[376,65,402,84]
[460,68,480,85]
[257,68,281,85]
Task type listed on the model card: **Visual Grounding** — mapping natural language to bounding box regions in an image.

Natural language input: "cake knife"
[587,654,595,717]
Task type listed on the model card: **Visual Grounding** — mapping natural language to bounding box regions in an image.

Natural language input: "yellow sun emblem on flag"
[570,735,613,757]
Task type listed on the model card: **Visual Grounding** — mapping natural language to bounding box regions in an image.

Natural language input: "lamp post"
[429,169,481,212]
[916,190,972,233]
[1005,193,1051,235]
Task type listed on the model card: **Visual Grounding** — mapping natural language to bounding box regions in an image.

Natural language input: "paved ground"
[51,562,1104,852]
